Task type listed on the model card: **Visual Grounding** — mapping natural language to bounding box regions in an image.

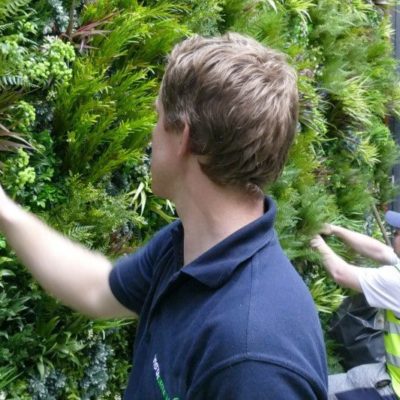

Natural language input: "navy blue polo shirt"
[109,197,328,399]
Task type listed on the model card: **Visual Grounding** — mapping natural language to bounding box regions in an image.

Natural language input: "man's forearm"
[311,235,362,291]
[330,225,396,265]
[0,195,123,318]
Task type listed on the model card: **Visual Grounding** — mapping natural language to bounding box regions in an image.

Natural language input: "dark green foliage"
[29,371,66,400]
[79,341,113,399]
[47,176,144,252]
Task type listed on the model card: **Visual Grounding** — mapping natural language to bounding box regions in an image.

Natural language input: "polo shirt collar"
[170,196,276,289]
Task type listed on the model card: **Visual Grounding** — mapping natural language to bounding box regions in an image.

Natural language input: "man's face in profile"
[150,98,181,200]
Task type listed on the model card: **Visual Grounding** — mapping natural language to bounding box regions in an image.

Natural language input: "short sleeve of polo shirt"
[358,265,400,316]
[386,249,399,266]
[109,224,172,315]
[190,360,325,399]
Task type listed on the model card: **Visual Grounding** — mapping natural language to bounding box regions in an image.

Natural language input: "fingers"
[310,234,326,250]
[320,223,332,235]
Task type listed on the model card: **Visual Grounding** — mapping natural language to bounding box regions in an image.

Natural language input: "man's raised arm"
[323,223,397,265]
[0,185,135,319]
[311,234,362,291]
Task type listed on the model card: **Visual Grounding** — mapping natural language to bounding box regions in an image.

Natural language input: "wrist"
[311,235,332,255]
[318,242,334,257]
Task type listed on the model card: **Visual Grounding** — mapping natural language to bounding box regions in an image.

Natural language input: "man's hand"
[320,223,333,236]
[317,223,397,265]
[310,234,362,291]
[310,234,326,250]
[310,234,332,257]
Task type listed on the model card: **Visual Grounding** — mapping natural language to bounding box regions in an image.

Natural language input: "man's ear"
[178,122,191,157]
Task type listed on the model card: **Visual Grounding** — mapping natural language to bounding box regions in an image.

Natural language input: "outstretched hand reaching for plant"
[320,223,333,236]
[310,234,327,251]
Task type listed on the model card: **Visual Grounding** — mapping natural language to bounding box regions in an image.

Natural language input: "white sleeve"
[386,250,399,266]
[358,265,400,316]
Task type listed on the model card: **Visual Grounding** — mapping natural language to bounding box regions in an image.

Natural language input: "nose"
[393,234,400,254]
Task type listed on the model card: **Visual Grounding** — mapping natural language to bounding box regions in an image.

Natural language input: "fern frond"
[0,74,27,88]
[0,0,31,22]
[0,21,13,31]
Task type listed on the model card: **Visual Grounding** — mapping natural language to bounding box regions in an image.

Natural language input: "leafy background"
[0,0,399,397]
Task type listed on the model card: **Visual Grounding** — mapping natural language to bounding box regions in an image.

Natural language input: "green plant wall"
[0,0,399,397]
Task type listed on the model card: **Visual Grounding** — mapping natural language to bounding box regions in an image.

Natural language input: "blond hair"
[160,33,298,194]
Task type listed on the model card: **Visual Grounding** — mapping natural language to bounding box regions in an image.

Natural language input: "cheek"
[150,131,161,163]
[394,236,400,254]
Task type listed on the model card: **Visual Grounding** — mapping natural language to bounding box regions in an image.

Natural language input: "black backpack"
[328,293,386,371]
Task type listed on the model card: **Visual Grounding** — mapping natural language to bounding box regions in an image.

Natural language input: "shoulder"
[190,246,327,392]
[248,249,327,373]
[207,240,325,356]
[358,265,400,315]
[250,243,319,326]
[358,265,400,287]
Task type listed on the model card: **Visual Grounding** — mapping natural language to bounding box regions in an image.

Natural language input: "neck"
[173,183,264,266]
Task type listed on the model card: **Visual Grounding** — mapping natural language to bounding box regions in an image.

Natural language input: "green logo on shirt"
[153,354,180,400]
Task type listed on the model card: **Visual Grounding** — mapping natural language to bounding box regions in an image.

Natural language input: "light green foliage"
[23,37,75,87]
[11,101,36,133]
[53,1,188,183]
[0,0,33,87]
[0,1,75,89]
[2,149,36,193]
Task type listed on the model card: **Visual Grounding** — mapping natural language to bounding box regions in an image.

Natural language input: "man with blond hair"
[0,33,327,399]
